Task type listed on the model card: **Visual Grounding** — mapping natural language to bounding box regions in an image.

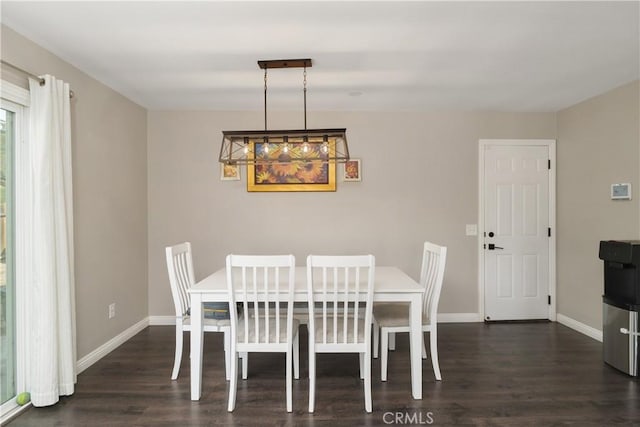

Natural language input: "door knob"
[487,244,504,250]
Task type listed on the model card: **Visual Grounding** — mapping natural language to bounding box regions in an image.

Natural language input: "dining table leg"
[409,293,423,399]
[190,293,203,400]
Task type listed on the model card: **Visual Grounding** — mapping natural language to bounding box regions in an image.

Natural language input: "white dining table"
[189,266,425,400]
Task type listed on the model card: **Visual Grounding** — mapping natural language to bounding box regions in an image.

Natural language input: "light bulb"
[283,143,289,153]
[263,144,269,153]
[322,142,329,153]
[302,143,309,153]
[242,137,249,155]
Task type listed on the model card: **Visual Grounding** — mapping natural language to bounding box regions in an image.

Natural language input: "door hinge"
[548,295,551,305]
[548,227,551,237]
[548,159,551,170]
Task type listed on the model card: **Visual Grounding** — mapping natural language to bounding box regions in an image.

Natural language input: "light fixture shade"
[219,128,349,165]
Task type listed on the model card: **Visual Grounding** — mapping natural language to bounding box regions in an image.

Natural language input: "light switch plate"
[466,224,478,236]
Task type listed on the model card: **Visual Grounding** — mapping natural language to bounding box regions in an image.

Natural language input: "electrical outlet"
[108,303,116,319]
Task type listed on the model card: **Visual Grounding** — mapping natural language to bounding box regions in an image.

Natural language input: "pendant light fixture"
[218,59,349,165]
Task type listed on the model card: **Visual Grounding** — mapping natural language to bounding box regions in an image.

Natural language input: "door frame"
[0,80,30,421]
[478,139,557,321]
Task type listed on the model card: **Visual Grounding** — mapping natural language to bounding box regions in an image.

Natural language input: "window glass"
[0,106,15,405]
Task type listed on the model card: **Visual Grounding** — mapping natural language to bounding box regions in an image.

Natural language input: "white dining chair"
[226,254,299,412]
[372,241,447,381]
[165,242,233,381]
[306,254,376,413]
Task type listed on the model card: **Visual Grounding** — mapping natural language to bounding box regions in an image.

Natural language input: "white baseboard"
[148,315,177,326]
[557,313,602,342]
[76,318,149,374]
[437,313,482,323]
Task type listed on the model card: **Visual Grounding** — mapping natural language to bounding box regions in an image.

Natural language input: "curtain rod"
[1,59,75,98]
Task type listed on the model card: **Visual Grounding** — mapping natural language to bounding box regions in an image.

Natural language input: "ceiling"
[2,1,638,112]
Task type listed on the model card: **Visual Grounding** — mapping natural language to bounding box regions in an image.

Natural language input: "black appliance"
[599,240,640,376]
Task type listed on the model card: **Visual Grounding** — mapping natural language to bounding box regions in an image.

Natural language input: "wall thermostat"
[611,183,632,200]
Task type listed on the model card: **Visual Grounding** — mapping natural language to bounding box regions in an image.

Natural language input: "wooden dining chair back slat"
[421,241,447,322]
[227,255,296,348]
[308,256,374,348]
[166,242,193,318]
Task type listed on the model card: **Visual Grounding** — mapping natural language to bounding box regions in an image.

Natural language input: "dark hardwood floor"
[7,322,639,426]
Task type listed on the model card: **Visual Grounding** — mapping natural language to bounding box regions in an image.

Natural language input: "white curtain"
[24,75,76,407]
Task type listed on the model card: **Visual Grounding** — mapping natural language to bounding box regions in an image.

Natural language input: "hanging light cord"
[303,66,307,130]
[263,63,308,131]
[264,68,268,131]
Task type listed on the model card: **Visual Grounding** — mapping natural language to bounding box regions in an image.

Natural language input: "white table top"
[190,266,423,298]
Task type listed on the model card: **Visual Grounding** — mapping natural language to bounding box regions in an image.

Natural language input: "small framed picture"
[343,159,361,182]
[220,163,240,181]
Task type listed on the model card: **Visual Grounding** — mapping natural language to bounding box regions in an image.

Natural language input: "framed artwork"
[220,163,240,181]
[343,159,361,182]
[247,140,336,192]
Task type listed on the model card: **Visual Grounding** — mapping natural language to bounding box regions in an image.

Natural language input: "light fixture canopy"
[219,59,349,165]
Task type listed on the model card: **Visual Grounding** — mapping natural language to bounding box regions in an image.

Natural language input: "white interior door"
[483,143,552,321]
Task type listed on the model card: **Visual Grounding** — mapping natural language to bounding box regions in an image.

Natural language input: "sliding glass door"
[0,105,16,406]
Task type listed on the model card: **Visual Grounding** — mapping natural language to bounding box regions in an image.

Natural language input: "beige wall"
[5,21,636,360]
[557,80,640,330]
[147,110,556,317]
[1,25,149,358]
